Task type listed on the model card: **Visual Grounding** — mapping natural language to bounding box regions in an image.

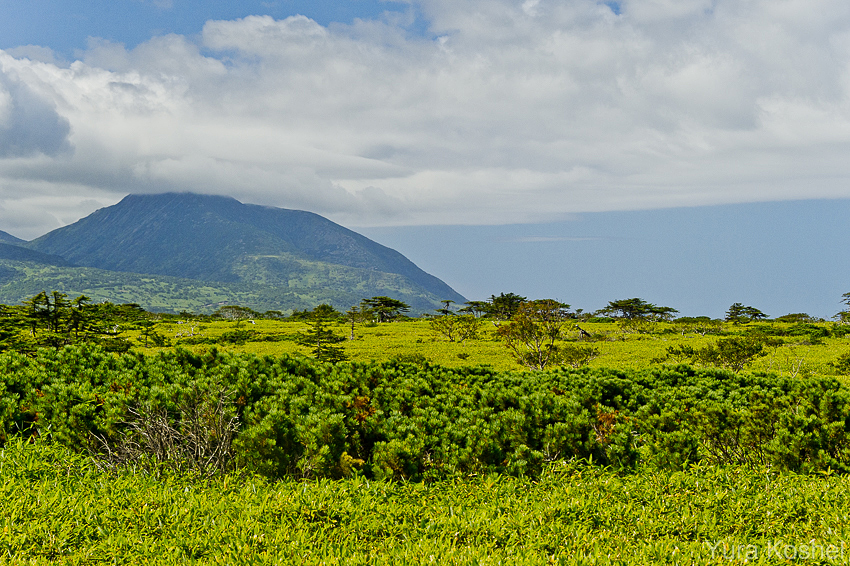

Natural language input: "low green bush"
[2,345,849,480]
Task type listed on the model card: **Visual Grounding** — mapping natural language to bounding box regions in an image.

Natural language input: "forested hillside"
[24,193,464,312]
[0,193,465,313]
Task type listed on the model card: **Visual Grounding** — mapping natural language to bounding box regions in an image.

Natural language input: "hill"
[0,243,69,266]
[0,258,435,314]
[0,230,25,245]
[22,193,464,313]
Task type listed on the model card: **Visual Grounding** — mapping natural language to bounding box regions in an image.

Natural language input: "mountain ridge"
[23,193,464,313]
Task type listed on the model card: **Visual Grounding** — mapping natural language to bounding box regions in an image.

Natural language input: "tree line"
[2,290,848,374]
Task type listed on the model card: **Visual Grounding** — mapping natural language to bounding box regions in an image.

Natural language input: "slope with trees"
[24,193,464,313]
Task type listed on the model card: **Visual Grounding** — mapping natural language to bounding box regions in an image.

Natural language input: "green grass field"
[4,438,850,565]
[140,318,850,378]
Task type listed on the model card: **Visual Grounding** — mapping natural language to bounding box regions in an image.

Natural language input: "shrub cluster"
[2,345,849,480]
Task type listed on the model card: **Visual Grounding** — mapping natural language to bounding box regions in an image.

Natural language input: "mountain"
[0,243,69,266]
[0,230,25,245]
[25,193,464,313]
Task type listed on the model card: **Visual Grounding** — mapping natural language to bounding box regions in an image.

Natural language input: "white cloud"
[2,0,850,239]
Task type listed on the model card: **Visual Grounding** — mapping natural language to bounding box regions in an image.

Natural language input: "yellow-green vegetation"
[136,317,850,378]
[4,291,850,564]
[3,438,850,565]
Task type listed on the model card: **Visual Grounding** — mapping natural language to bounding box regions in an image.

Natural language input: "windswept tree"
[361,296,410,323]
[725,303,768,324]
[600,298,678,321]
[458,300,489,317]
[436,300,456,316]
[836,293,850,323]
[485,293,527,322]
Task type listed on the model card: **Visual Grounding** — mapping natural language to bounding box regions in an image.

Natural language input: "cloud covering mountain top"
[2,0,850,238]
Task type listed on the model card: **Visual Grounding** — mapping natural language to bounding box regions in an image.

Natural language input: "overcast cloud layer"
[2,0,850,239]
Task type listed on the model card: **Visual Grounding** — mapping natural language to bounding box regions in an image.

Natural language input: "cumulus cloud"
[2,0,850,238]
[0,67,72,158]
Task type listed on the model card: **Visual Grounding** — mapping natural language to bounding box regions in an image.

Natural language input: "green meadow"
[142,317,850,379]
[4,439,850,565]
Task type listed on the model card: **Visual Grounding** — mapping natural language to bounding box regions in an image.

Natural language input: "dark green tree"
[725,303,768,324]
[436,300,455,316]
[601,298,678,321]
[485,293,527,321]
[0,304,32,353]
[361,296,410,323]
[836,293,850,323]
[297,306,348,363]
[458,300,489,317]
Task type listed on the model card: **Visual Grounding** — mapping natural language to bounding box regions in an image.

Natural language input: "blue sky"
[0,1,418,59]
[1,0,849,318]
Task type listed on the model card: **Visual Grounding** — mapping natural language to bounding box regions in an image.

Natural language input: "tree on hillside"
[361,296,410,323]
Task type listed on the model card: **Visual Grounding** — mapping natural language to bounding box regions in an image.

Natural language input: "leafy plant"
[496,300,571,370]
[429,314,482,343]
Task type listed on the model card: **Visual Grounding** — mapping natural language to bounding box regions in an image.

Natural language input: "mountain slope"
[26,193,464,312]
[0,243,69,266]
[0,257,440,314]
[0,231,25,245]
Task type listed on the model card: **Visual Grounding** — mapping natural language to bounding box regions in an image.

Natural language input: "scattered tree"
[436,300,455,316]
[725,303,768,324]
[458,301,489,317]
[775,313,820,323]
[430,314,482,343]
[656,336,776,372]
[671,317,724,336]
[296,306,347,363]
[599,298,678,321]
[558,343,600,369]
[496,300,572,370]
[344,305,369,340]
[214,305,260,321]
[836,293,850,323]
[486,293,527,322]
[361,296,410,323]
[833,351,850,375]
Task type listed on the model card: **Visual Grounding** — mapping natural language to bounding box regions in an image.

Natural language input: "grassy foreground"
[3,439,850,565]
